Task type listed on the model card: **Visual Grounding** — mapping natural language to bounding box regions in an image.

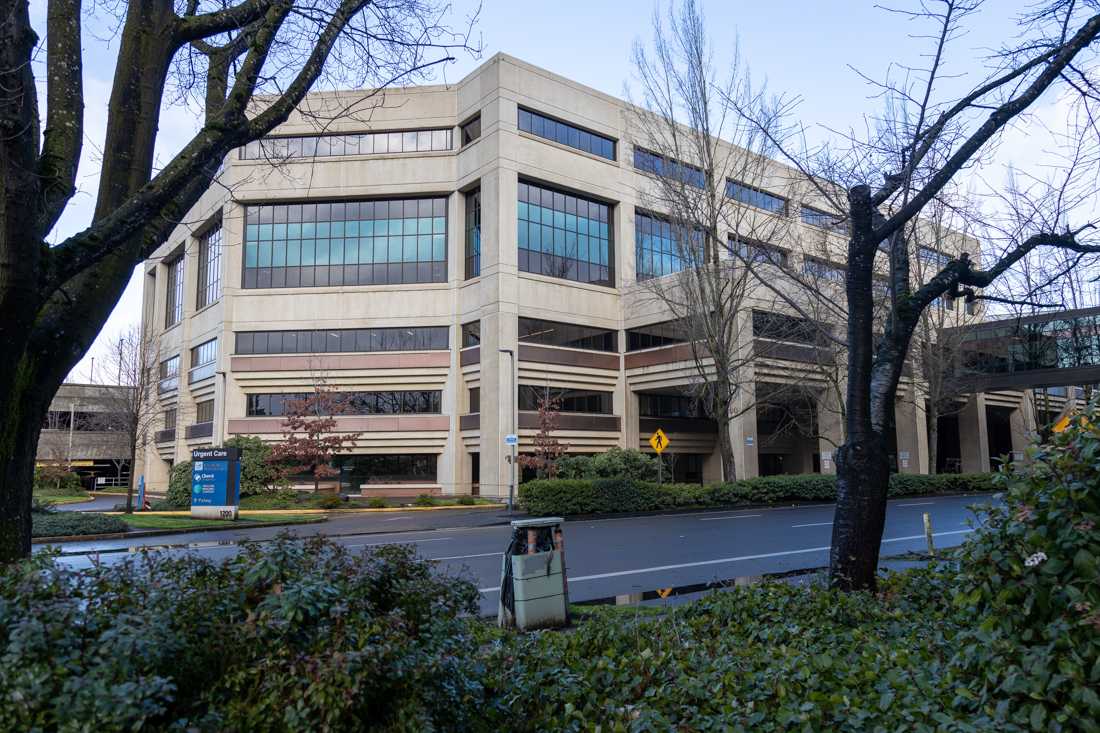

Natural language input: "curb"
[32,517,327,545]
[101,504,507,516]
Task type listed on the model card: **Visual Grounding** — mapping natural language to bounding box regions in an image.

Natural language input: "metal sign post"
[505,433,519,511]
[649,428,670,487]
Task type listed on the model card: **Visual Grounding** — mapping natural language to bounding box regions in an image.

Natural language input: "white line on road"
[345,537,453,549]
[699,514,762,522]
[898,501,935,507]
[792,521,833,528]
[383,517,409,521]
[431,551,503,561]
[477,528,974,593]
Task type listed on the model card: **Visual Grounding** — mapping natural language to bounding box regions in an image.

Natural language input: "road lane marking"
[792,521,833,528]
[898,501,935,507]
[477,528,974,594]
[345,537,453,549]
[431,551,503,561]
[699,514,762,522]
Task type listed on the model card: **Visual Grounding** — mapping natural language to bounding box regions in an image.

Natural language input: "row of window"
[42,410,126,431]
[518,386,613,414]
[519,107,616,160]
[236,326,449,356]
[242,198,448,289]
[239,129,453,160]
[246,390,442,417]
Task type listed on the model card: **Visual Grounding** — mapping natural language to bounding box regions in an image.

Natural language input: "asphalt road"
[48,493,996,615]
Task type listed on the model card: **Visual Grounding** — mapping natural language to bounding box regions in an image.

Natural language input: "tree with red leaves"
[517,389,568,479]
[268,389,361,493]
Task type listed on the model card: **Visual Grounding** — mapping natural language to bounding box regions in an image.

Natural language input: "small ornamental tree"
[268,390,361,493]
[518,391,568,479]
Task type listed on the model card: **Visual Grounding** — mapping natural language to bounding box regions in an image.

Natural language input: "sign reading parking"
[191,447,241,520]
[649,428,670,454]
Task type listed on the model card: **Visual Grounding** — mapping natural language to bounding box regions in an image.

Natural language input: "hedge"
[519,472,996,516]
[31,511,129,538]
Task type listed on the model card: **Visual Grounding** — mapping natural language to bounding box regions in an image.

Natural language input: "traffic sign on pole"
[648,428,670,454]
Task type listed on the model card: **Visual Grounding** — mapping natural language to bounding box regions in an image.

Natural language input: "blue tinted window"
[518,180,613,286]
[518,107,616,161]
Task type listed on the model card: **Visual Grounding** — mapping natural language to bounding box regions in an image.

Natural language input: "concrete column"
[816,385,844,474]
[730,382,758,480]
[1010,398,1034,462]
[895,386,929,474]
[623,389,640,453]
[959,393,990,473]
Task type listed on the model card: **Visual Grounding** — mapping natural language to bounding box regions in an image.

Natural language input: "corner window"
[196,223,222,309]
[518,180,613,287]
[164,255,184,328]
[464,189,481,279]
[460,115,481,146]
[461,321,481,348]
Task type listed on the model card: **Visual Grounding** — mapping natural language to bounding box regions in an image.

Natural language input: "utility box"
[498,517,569,630]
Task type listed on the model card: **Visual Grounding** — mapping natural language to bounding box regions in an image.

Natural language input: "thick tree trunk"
[717,412,737,482]
[830,432,891,591]
[0,375,51,562]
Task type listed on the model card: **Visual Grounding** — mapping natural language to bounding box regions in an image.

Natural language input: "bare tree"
[0,0,477,561]
[97,327,161,513]
[725,0,1100,589]
[629,0,792,480]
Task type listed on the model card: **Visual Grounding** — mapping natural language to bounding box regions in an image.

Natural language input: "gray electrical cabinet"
[498,517,569,630]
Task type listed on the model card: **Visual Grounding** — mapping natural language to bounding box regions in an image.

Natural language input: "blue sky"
[46,1,1071,382]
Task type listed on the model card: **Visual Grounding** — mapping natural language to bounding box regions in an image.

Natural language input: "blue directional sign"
[191,447,241,519]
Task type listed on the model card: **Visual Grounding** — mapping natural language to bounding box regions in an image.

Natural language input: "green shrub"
[165,460,193,507]
[555,447,660,482]
[456,495,476,505]
[316,495,343,509]
[478,568,970,731]
[366,496,388,509]
[32,467,84,496]
[522,472,996,516]
[945,413,1100,730]
[32,512,129,538]
[0,536,482,731]
[224,435,289,496]
[413,494,437,507]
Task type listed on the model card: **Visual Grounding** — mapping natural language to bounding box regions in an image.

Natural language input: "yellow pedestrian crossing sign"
[649,428,670,454]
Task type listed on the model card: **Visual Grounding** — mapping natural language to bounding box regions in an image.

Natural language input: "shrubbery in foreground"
[519,471,994,516]
[3,418,1097,731]
[0,538,482,732]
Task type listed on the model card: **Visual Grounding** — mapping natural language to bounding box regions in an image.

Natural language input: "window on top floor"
[633,147,706,188]
[239,128,452,160]
[460,115,481,146]
[800,205,849,234]
[518,107,616,160]
[726,180,787,215]
[802,256,847,283]
[242,197,448,289]
[518,180,614,286]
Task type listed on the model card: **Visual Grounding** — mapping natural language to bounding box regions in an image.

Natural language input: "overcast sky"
[45,1,1083,383]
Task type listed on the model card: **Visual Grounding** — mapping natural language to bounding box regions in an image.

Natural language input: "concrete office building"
[135,53,1047,497]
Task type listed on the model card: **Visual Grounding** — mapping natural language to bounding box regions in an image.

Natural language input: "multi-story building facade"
[38,383,134,490]
[135,53,1043,497]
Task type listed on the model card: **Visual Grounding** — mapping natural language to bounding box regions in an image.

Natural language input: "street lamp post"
[499,348,516,511]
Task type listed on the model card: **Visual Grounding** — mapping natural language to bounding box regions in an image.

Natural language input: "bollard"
[554,526,569,608]
[923,512,935,557]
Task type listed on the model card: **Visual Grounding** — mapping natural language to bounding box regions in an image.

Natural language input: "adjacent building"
[134,53,1050,497]
[38,383,134,490]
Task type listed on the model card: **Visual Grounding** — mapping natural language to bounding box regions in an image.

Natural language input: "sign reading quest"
[191,447,241,520]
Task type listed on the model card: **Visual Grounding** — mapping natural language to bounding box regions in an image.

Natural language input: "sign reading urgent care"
[191,447,241,520]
